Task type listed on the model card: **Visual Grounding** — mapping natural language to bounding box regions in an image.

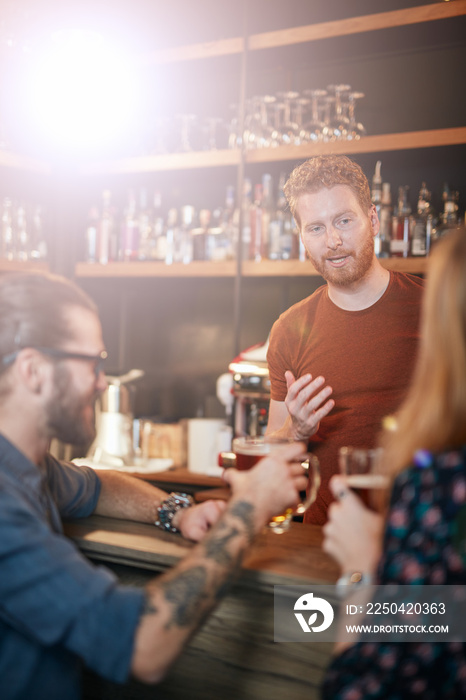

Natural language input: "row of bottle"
[84,166,463,265]
[1,197,47,261]
[371,161,462,259]
[85,174,304,265]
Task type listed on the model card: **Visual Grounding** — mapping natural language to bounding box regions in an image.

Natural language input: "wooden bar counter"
[64,515,339,700]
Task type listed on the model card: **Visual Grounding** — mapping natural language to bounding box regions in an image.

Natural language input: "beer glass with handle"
[222,436,320,534]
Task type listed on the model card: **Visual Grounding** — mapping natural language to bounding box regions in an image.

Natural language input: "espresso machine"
[87,369,144,467]
[228,340,271,437]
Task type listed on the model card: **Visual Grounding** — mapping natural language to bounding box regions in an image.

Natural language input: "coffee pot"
[87,369,144,467]
[228,340,270,438]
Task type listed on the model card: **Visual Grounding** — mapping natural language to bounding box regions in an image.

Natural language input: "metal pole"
[232,0,249,358]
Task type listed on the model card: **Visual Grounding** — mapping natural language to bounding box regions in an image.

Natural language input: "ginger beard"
[304,219,376,287]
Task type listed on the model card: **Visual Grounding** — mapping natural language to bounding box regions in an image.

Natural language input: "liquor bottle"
[241,178,252,260]
[210,205,232,262]
[432,183,460,245]
[164,208,178,265]
[249,183,263,262]
[371,161,386,258]
[269,172,291,260]
[1,197,15,260]
[219,184,237,261]
[390,185,413,258]
[177,205,194,264]
[192,209,209,261]
[261,173,273,259]
[29,205,47,260]
[150,190,166,262]
[121,189,140,262]
[137,187,152,261]
[377,182,392,258]
[371,160,382,218]
[85,206,99,263]
[411,182,434,257]
[97,190,114,265]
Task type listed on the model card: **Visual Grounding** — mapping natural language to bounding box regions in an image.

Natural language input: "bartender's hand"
[222,441,308,532]
[322,475,383,576]
[173,500,227,542]
[284,370,334,440]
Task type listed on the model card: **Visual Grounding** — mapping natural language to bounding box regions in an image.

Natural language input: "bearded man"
[0,272,307,700]
[266,155,424,525]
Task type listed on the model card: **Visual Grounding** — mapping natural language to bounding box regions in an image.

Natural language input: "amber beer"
[228,437,320,533]
[233,438,274,471]
[345,473,389,510]
[232,437,296,531]
[339,446,387,511]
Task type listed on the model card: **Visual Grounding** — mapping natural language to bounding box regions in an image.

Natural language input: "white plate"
[72,457,174,474]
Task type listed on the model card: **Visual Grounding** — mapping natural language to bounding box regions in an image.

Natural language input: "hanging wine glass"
[321,97,341,141]
[227,103,242,150]
[344,91,367,140]
[202,116,223,150]
[292,97,310,144]
[270,102,285,147]
[326,84,351,140]
[174,114,198,152]
[243,97,266,150]
[276,91,301,145]
[259,95,278,148]
[151,115,170,154]
[302,89,327,142]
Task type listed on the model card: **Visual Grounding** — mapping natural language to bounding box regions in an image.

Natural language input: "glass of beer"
[229,436,321,534]
[339,446,388,511]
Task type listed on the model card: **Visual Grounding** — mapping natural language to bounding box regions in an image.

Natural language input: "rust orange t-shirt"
[267,271,424,525]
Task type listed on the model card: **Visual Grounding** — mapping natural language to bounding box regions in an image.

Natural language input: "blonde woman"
[322,227,466,699]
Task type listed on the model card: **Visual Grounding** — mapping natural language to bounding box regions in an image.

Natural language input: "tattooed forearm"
[162,566,209,628]
[142,592,159,616]
[228,500,255,543]
[204,525,240,565]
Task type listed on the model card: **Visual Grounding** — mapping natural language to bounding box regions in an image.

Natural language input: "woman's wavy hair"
[382,227,466,477]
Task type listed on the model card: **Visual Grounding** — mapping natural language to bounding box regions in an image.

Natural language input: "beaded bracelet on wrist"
[154,492,194,534]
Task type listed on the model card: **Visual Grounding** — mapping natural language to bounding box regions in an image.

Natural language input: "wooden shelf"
[245,127,466,164]
[79,127,466,175]
[248,1,466,52]
[75,260,238,278]
[0,260,49,273]
[139,36,244,66]
[75,257,428,279]
[80,148,240,176]
[138,1,466,65]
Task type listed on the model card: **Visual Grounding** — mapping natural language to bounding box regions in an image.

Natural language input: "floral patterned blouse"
[322,445,466,699]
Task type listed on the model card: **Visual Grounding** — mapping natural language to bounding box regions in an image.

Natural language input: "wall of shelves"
[72,1,465,419]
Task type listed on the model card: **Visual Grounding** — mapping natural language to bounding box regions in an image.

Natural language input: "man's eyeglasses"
[1,347,108,379]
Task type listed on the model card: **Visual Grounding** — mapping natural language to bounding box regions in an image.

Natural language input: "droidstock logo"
[294,592,334,633]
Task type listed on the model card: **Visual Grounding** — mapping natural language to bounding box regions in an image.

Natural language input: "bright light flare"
[28,29,140,155]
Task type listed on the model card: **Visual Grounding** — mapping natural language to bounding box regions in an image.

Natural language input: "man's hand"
[222,441,308,532]
[284,370,334,440]
[174,500,227,541]
[322,475,383,576]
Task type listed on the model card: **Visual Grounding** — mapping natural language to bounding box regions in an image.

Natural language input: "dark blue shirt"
[0,434,145,700]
